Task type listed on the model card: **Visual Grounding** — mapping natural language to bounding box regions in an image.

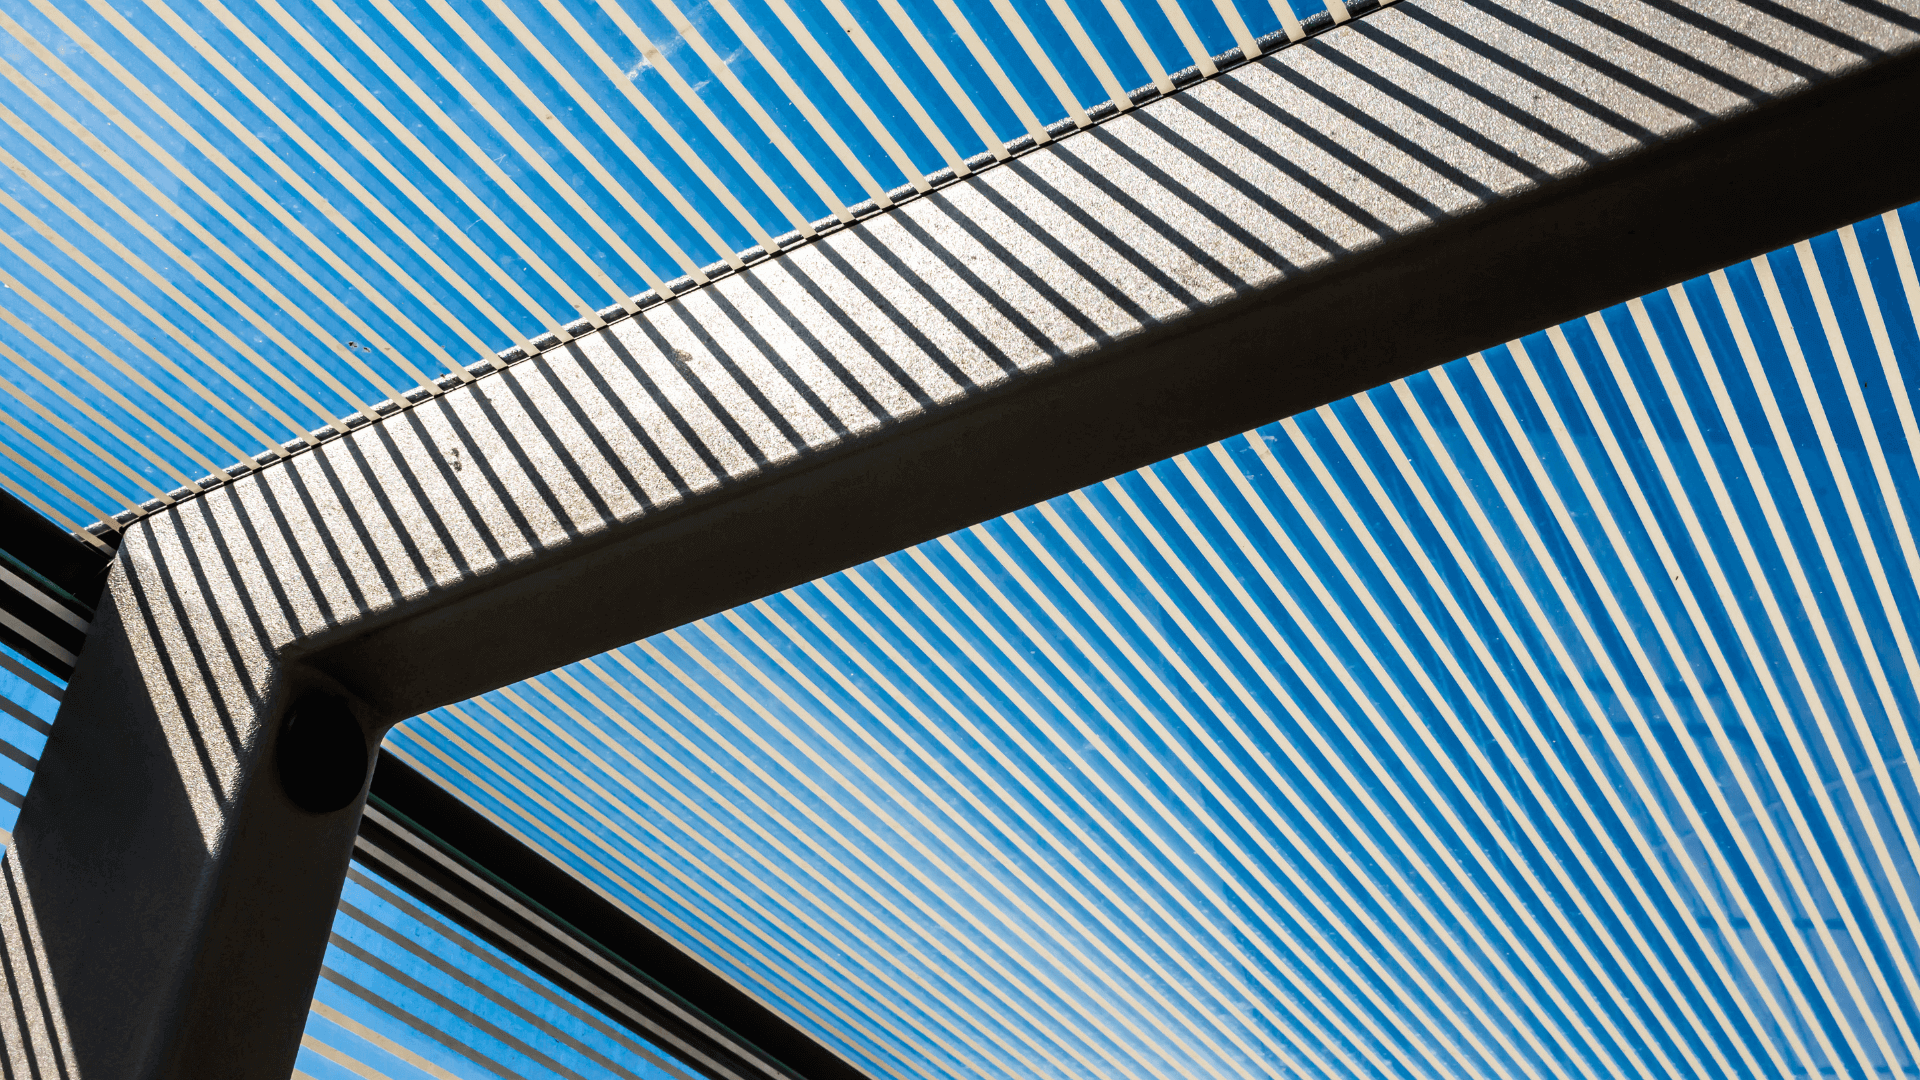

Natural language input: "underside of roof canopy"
[0,0,1359,546]
[380,203,1920,1080]
[0,0,1917,1076]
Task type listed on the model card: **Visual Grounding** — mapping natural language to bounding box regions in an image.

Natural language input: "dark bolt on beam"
[2,0,1917,1074]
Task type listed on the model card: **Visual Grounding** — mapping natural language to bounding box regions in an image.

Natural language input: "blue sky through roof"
[299,861,696,1080]
[4,2,1918,1075]
[0,642,57,841]
[383,204,1920,1080]
[0,0,1342,542]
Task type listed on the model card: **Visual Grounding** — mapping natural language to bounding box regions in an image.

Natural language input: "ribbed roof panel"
[0,0,1347,543]
[0,644,59,844]
[300,860,695,1080]
[385,202,1920,1080]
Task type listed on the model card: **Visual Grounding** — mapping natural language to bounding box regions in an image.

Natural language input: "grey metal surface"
[3,0,1918,1074]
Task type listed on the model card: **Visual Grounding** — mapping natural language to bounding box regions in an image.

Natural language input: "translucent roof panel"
[0,0,1349,544]
[299,860,698,1080]
[386,202,1920,1080]
[0,643,59,843]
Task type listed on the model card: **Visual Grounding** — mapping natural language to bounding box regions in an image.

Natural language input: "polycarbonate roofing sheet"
[383,203,1920,1080]
[299,860,695,1080]
[0,0,1348,544]
[0,644,57,842]
[2,0,1917,1073]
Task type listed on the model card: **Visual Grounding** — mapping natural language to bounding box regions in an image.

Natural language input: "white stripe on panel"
[1037,0,1138,112]
[352,819,756,1080]
[577,0,819,239]
[980,0,1096,129]
[1212,0,1264,58]
[0,245,268,465]
[866,0,1014,162]
[0,119,374,429]
[0,358,174,511]
[476,0,775,264]
[0,50,415,411]
[0,414,135,531]
[0,612,71,671]
[809,0,976,178]
[1097,0,1178,94]
[65,0,497,375]
[637,0,861,221]
[742,0,937,195]
[5,6,446,394]
[1151,0,1220,73]
[929,0,1056,146]
[0,311,211,492]
[235,0,619,341]
[0,451,117,546]
[356,0,678,299]
[0,182,323,447]
[0,568,84,634]
[131,0,528,365]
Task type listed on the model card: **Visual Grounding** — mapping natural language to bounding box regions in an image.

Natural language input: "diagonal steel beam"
[4,0,1917,1074]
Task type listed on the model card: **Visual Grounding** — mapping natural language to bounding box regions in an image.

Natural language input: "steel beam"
[4,0,1917,1073]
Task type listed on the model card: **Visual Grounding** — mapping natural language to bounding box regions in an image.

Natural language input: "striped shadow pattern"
[296,853,699,1080]
[384,201,1920,1080]
[0,557,87,682]
[0,647,58,846]
[2,0,1900,723]
[0,0,1363,543]
[342,797,821,1080]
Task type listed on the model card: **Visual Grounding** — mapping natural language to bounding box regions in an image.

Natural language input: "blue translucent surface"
[388,205,1920,1080]
[0,641,61,839]
[0,0,1338,535]
[298,861,692,1080]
